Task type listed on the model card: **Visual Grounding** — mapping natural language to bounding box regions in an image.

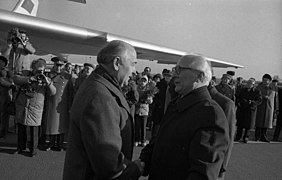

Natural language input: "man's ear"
[113,57,121,71]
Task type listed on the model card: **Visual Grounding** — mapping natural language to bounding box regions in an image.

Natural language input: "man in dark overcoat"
[235,78,262,143]
[63,40,143,180]
[139,55,229,180]
[208,82,236,179]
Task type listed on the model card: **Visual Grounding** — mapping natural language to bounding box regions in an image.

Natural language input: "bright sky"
[2,0,282,80]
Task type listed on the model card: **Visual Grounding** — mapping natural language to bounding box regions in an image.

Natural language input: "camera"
[7,28,28,46]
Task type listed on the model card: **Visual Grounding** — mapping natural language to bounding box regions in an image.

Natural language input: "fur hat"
[262,74,272,81]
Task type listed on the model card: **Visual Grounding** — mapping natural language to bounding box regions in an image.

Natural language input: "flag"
[13,0,39,17]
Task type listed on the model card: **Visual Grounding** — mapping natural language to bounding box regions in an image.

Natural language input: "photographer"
[13,58,56,157]
[2,28,36,74]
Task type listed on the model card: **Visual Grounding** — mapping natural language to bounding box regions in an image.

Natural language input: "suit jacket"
[208,86,236,178]
[63,66,140,180]
[140,86,229,180]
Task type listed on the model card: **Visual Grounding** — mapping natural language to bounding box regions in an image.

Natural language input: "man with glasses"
[139,54,229,180]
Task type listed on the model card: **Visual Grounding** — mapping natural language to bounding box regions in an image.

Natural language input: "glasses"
[174,65,202,75]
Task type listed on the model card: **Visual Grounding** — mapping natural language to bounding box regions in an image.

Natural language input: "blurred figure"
[13,58,56,156]
[235,78,262,143]
[64,62,73,75]
[143,66,152,79]
[135,75,154,147]
[0,55,14,140]
[216,74,235,101]
[41,57,74,151]
[122,76,139,120]
[139,55,229,180]
[273,85,282,141]
[74,63,95,93]
[63,40,143,180]
[2,28,36,74]
[255,74,276,142]
[151,69,172,137]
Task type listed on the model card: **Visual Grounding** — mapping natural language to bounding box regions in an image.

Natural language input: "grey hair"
[97,40,135,65]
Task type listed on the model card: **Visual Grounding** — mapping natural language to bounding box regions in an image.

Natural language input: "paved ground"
[0,128,282,180]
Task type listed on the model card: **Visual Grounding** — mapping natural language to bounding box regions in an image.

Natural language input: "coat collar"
[89,66,130,112]
[174,86,211,112]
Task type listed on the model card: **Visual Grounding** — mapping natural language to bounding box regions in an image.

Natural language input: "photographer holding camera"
[2,28,36,74]
[13,58,56,157]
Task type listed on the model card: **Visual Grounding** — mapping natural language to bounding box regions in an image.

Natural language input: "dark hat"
[0,55,8,66]
[262,74,272,81]
[226,71,235,76]
[51,57,67,65]
[163,70,172,77]
[222,74,232,80]
[84,63,95,69]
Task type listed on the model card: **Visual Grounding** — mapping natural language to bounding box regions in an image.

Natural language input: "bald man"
[63,40,143,180]
[139,55,230,180]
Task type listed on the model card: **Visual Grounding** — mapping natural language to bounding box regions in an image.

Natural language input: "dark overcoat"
[208,86,236,178]
[236,87,262,129]
[140,86,229,180]
[63,67,140,180]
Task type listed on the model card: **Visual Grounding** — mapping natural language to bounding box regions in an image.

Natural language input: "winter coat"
[208,86,236,178]
[63,66,140,180]
[140,86,229,180]
[42,71,74,134]
[236,87,262,129]
[256,83,276,128]
[13,72,56,126]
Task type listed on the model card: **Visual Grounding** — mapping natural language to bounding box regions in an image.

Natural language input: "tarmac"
[0,126,282,180]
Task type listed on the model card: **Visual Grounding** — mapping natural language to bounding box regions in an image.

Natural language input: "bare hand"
[133,160,145,174]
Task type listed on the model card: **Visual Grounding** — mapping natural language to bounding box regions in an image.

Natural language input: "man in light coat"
[63,40,143,180]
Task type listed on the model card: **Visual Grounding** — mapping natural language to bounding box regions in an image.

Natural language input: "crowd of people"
[0,28,281,179]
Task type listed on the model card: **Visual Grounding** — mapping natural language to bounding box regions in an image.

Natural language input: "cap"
[0,55,8,66]
[226,71,235,76]
[51,57,67,65]
[222,74,232,80]
[84,63,95,69]
[262,74,272,81]
[163,70,172,77]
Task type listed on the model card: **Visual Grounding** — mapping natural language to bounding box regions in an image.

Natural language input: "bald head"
[178,54,212,85]
[97,40,136,65]
[96,40,137,87]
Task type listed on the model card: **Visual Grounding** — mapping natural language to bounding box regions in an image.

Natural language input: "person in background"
[135,75,154,147]
[63,40,144,180]
[151,69,172,137]
[122,75,139,122]
[74,63,95,93]
[235,77,244,100]
[13,58,56,156]
[143,66,152,80]
[139,55,229,180]
[255,74,276,142]
[208,78,236,179]
[2,28,36,74]
[41,57,74,151]
[64,62,73,75]
[235,78,262,143]
[0,55,14,140]
[216,73,235,101]
[273,84,282,141]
